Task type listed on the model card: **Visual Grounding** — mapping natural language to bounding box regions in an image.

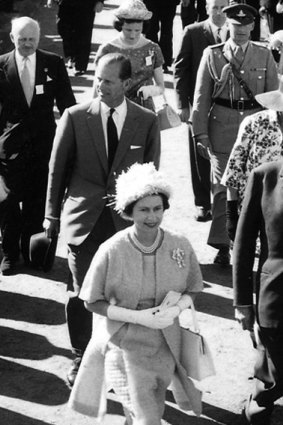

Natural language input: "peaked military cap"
[223,0,258,25]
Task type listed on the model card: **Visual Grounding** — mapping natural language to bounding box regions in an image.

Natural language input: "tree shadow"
[165,391,241,425]
[0,326,71,360]
[20,255,69,285]
[0,290,66,324]
[200,264,232,289]
[194,291,234,321]
[0,357,70,405]
[0,408,51,425]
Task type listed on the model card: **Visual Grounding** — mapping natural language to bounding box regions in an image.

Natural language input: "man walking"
[174,0,229,222]
[0,17,75,275]
[192,0,278,265]
[44,53,160,387]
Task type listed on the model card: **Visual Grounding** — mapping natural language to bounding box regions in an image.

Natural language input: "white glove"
[107,305,173,329]
[137,85,163,100]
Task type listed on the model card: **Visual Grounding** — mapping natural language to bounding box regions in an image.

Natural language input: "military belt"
[213,98,261,112]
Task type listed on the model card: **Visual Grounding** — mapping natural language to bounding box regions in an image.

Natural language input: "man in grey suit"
[192,0,278,266]
[43,53,160,386]
[174,0,229,222]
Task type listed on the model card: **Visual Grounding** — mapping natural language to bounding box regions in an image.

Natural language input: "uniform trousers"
[246,326,283,424]
[207,104,261,248]
[188,123,211,210]
[57,3,95,71]
[66,207,116,355]
[143,0,178,67]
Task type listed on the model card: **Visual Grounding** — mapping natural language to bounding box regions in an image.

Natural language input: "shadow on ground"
[0,357,69,405]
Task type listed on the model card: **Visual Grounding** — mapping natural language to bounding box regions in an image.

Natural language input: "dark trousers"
[66,207,116,355]
[180,0,207,29]
[57,4,95,71]
[247,326,283,423]
[188,124,211,210]
[0,163,48,262]
[143,0,178,66]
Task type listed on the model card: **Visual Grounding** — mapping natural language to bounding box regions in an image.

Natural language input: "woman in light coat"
[68,163,203,425]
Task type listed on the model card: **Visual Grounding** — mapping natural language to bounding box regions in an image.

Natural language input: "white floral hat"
[113,162,172,215]
[114,0,152,21]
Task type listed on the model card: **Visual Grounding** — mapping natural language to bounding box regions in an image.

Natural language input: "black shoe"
[66,357,82,387]
[194,207,212,222]
[213,248,230,267]
[1,256,16,275]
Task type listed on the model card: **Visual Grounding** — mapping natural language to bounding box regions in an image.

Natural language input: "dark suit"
[45,97,160,353]
[143,0,180,67]
[57,0,103,72]
[0,48,75,262]
[174,20,223,210]
[233,160,283,421]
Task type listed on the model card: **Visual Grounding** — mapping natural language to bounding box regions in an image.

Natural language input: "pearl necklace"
[131,228,162,254]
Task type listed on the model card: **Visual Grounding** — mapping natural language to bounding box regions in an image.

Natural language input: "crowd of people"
[1,0,283,424]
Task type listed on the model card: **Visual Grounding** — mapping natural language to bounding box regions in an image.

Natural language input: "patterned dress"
[222,110,283,209]
[95,36,164,110]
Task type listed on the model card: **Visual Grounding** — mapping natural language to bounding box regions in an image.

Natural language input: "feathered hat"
[114,162,172,217]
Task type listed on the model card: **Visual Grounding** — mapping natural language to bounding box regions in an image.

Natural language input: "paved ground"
[0,1,282,424]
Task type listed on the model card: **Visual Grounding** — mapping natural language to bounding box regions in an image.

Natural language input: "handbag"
[155,96,182,131]
[180,298,216,381]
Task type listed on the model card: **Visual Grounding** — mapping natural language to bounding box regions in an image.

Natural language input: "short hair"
[123,193,170,219]
[11,16,40,36]
[97,53,132,80]
[113,17,150,33]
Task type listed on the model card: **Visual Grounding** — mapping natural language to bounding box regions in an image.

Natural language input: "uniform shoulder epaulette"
[250,41,269,49]
[210,42,225,49]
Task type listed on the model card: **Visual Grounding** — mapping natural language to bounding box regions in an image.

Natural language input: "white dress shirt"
[100,98,127,156]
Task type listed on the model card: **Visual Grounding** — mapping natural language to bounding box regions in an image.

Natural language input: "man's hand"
[43,218,60,238]
[95,1,104,13]
[178,107,190,123]
[235,306,255,331]
[195,136,211,160]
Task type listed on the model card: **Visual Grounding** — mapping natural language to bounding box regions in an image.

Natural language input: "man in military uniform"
[192,0,278,266]
[174,0,229,223]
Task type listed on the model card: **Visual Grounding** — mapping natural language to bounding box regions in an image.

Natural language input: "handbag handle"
[182,296,200,333]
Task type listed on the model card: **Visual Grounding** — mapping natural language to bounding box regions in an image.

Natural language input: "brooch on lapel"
[172,248,185,268]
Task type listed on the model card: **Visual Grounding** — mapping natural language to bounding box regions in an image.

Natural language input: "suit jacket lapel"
[86,100,108,174]
[110,99,139,171]
[3,51,28,109]
[203,20,216,44]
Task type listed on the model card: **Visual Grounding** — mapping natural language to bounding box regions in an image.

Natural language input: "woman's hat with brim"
[113,162,172,217]
[255,77,283,111]
[114,0,152,21]
[29,232,58,272]
[223,0,257,25]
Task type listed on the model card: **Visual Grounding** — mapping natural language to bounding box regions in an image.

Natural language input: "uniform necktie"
[107,108,118,168]
[234,46,244,66]
[215,28,222,43]
[20,57,33,105]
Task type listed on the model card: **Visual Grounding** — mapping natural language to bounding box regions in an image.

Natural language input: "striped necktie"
[215,28,222,43]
